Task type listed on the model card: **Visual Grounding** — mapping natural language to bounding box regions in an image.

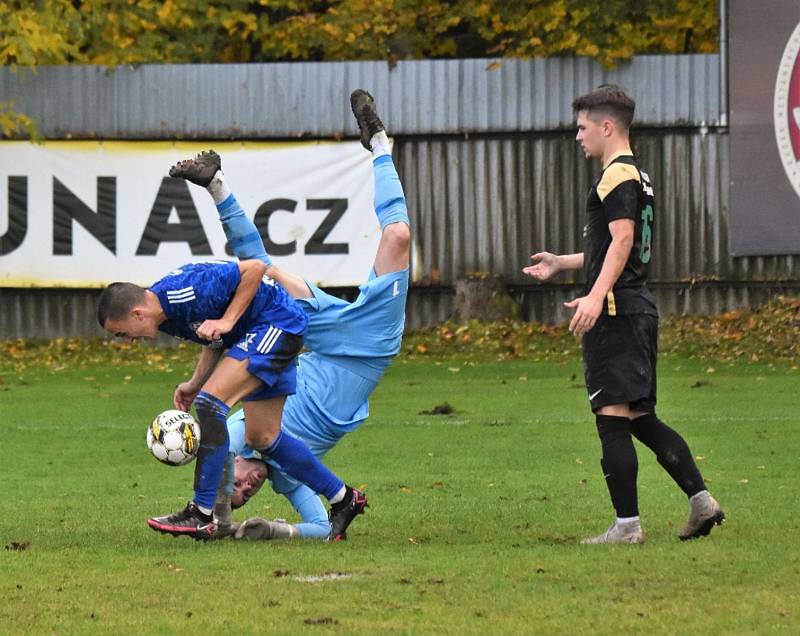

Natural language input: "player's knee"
[383,222,410,253]
[245,428,278,451]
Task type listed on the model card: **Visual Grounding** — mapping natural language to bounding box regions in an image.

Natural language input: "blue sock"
[373,155,409,229]
[260,430,344,501]
[217,193,272,265]
[192,391,231,510]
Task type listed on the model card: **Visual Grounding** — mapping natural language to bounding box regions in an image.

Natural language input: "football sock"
[630,413,706,498]
[192,391,231,511]
[370,131,391,159]
[216,192,272,266]
[213,451,236,527]
[616,516,640,525]
[596,414,639,518]
[373,154,409,229]
[207,170,232,204]
[329,485,347,505]
[259,430,344,502]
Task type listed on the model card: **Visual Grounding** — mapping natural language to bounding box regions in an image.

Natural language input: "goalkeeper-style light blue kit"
[223,152,410,536]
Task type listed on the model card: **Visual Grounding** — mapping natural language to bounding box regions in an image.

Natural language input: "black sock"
[630,413,705,497]
[595,414,639,518]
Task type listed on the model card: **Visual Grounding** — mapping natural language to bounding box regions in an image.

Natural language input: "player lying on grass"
[169,89,409,540]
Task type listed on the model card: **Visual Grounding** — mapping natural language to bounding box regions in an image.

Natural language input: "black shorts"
[582,313,658,413]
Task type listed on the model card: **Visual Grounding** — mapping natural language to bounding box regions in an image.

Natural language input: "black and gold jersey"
[583,152,658,316]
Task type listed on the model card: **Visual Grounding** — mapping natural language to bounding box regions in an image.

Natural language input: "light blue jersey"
[222,152,410,535]
[226,267,408,529]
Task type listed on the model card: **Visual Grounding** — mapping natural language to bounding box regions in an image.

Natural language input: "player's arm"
[284,484,331,539]
[565,219,634,336]
[174,346,224,411]
[234,483,331,541]
[523,251,583,281]
[196,259,267,341]
[264,264,313,300]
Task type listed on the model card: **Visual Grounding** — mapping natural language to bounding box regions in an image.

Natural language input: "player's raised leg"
[170,151,312,299]
[350,88,411,277]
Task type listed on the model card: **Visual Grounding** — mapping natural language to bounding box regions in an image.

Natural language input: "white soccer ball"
[146,410,201,466]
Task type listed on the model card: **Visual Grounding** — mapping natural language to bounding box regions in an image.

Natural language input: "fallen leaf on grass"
[304,617,338,625]
[419,403,453,415]
[5,541,30,551]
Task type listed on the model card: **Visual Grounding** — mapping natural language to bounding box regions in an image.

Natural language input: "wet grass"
[0,354,798,634]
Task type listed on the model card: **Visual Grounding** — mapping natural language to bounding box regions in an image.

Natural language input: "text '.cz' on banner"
[0,141,381,287]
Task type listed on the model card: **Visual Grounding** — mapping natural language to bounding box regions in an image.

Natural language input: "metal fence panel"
[0,56,720,140]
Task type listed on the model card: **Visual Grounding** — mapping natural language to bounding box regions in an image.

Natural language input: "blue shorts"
[225,325,303,400]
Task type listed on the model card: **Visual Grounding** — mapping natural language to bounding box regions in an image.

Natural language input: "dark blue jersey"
[150,260,308,348]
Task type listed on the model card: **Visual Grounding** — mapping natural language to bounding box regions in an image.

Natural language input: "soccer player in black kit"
[524,85,725,544]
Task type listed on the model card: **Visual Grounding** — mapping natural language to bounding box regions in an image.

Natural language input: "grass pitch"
[0,346,798,634]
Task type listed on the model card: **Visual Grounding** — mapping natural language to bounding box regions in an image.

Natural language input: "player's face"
[232,457,269,508]
[575,110,605,159]
[103,310,158,340]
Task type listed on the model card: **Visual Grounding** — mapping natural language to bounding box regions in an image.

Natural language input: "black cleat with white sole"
[350,89,385,151]
[169,150,221,187]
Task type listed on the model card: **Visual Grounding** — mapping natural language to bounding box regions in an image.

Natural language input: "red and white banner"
[0,140,383,287]
[730,0,800,255]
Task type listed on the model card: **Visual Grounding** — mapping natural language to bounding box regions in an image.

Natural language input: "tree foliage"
[2,0,718,67]
[0,1,718,137]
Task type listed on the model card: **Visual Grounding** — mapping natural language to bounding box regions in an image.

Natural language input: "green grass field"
[0,343,798,634]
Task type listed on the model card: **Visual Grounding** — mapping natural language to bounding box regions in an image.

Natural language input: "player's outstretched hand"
[523,252,560,281]
[174,381,200,411]
[564,294,603,337]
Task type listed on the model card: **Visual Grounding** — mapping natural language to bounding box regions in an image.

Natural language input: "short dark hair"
[97,282,147,327]
[572,84,635,130]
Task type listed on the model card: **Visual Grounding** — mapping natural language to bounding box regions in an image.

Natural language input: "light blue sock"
[373,155,409,229]
[216,194,272,265]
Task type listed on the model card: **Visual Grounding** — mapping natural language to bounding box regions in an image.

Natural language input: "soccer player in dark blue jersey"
[98,247,360,540]
[169,89,408,540]
[524,85,724,544]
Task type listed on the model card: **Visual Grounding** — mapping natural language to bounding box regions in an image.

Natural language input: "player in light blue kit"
[169,89,409,540]
[98,214,363,540]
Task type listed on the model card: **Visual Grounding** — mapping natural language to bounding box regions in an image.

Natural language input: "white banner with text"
[0,140,382,287]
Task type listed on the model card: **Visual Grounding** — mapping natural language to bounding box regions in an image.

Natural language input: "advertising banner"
[0,140,381,287]
[730,0,800,255]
